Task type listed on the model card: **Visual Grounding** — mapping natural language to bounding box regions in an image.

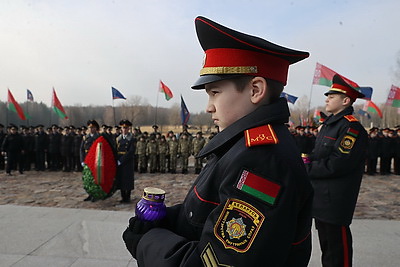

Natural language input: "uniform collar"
[198,97,289,158]
[324,106,354,125]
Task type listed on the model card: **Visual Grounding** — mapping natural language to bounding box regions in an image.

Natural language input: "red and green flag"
[386,85,400,108]
[236,170,281,205]
[7,89,27,120]
[159,80,173,101]
[313,62,360,88]
[364,100,383,118]
[52,88,68,119]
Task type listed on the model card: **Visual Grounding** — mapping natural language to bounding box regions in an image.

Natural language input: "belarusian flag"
[236,170,281,205]
[52,88,68,119]
[364,100,383,118]
[313,63,360,89]
[386,85,400,108]
[159,80,173,101]
[7,89,26,120]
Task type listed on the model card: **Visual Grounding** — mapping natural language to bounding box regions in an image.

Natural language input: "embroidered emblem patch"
[339,135,356,154]
[344,115,358,122]
[244,124,278,147]
[201,243,232,267]
[236,169,281,205]
[226,217,246,239]
[214,198,265,253]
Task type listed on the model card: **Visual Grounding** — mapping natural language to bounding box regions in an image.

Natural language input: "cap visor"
[191,74,245,89]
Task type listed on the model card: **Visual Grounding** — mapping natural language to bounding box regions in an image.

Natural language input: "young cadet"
[123,16,313,266]
[305,74,368,267]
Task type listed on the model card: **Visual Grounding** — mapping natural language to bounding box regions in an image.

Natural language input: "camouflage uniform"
[146,137,158,173]
[135,137,147,173]
[192,132,206,174]
[158,136,169,173]
[178,134,191,174]
[168,135,178,174]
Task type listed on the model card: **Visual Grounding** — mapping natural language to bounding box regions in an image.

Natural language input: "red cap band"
[201,48,290,85]
[331,83,359,100]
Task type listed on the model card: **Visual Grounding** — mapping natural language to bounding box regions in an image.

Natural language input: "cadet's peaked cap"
[324,74,364,100]
[87,120,99,129]
[119,120,132,127]
[191,16,309,89]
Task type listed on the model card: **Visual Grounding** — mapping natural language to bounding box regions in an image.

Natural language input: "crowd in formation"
[0,122,216,176]
[291,124,400,175]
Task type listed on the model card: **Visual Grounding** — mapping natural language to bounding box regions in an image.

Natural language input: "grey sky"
[1,0,399,114]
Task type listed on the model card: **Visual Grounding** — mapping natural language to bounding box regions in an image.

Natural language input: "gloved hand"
[118,160,121,166]
[122,217,155,259]
[81,162,86,167]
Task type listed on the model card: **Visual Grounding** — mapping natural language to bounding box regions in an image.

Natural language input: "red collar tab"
[244,125,279,147]
[344,115,358,122]
[201,48,289,85]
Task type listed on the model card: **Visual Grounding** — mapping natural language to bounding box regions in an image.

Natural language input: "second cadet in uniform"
[305,74,368,267]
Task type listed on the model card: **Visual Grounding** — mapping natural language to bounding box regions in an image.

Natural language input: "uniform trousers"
[315,219,353,267]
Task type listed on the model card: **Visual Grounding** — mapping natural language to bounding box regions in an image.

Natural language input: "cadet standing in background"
[80,120,100,202]
[178,132,191,174]
[34,125,48,171]
[116,120,136,203]
[135,135,147,173]
[306,74,368,267]
[158,135,169,173]
[146,135,158,173]
[192,131,205,174]
[168,134,178,174]
[1,124,24,175]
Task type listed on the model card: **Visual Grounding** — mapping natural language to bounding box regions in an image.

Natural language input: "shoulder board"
[244,124,279,147]
[344,115,358,122]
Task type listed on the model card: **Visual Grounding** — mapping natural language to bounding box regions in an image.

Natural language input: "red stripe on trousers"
[341,226,349,267]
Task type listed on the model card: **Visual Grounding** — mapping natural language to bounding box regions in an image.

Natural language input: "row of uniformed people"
[134,129,210,174]
[366,127,400,175]
[0,123,86,175]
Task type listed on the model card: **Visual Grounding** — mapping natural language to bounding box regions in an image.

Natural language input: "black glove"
[122,217,156,259]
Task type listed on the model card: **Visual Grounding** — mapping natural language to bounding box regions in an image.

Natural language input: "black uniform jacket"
[307,106,367,226]
[116,133,136,190]
[136,98,313,267]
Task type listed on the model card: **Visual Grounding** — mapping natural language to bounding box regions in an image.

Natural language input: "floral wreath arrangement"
[83,134,117,200]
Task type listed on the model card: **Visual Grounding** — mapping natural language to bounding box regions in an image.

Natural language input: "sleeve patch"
[339,135,356,154]
[214,198,265,253]
[236,169,281,206]
[244,124,278,147]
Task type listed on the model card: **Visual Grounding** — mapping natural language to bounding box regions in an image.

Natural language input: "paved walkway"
[0,205,399,267]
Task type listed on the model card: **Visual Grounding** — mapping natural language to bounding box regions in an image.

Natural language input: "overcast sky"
[1,0,399,114]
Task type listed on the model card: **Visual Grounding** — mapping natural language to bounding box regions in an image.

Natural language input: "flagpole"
[113,99,116,126]
[26,101,29,126]
[154,80,160,125]
[307,82,314,121]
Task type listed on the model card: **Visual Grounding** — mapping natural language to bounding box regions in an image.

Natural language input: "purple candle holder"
[301,153,311,164]
[135,187,166,222]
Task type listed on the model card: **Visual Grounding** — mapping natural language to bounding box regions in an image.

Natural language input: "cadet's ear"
[249,77,267,104]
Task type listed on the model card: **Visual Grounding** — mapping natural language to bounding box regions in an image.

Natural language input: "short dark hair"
[231,76,284,103]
